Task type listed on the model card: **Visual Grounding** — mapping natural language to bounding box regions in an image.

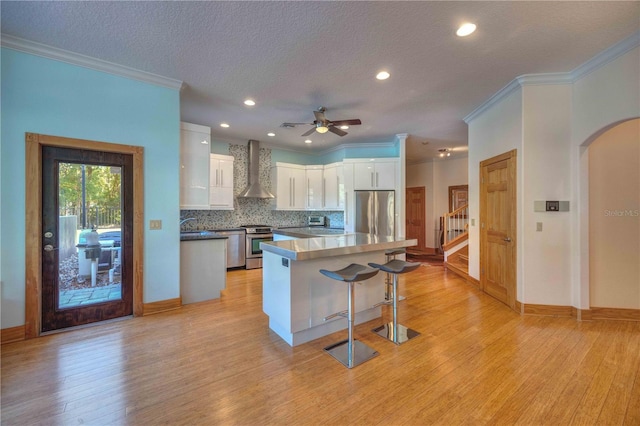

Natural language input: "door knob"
[504,237,512,242]
[44,244,56,252]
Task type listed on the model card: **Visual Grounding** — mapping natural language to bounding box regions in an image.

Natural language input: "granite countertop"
[180,231,229,241]
[261,233,417,261]
[273,227,347,238]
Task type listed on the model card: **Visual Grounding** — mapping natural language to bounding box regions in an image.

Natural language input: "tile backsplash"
[180,143,344,231]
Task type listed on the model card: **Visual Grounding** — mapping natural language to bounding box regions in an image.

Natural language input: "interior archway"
[587,118,639,312]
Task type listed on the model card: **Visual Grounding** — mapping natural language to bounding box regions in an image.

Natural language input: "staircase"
[442,204,469,280]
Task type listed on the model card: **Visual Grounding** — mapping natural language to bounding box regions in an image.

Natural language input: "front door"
[41,146,134,332]
[480,150,517,310]
[406,187,426,252]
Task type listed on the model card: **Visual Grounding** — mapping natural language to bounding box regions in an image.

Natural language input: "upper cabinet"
[180,122,211,210]
[306,165,324,210]
[271,162,306,210]
[323,162,344,210]
[351,159,397,190]
[209,154,234,210]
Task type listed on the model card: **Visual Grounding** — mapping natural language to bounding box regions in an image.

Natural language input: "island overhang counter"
[261,234,417,346]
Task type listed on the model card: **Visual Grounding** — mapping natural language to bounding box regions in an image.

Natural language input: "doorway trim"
[25,132,144,339]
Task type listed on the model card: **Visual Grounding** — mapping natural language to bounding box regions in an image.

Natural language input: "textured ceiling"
[2,1,638,162]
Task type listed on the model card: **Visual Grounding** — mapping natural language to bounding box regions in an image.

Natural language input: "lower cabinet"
[180,238,227,303]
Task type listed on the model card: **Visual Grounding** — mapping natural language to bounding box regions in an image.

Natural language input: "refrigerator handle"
[370,172,374,188]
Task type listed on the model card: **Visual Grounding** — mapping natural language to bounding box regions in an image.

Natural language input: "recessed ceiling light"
[267,132,275,137]
[376,71,390,80]
[339,125,349,130]
[456,22,476,37]
[304,139,312,144]
[220,123,230,128]
[244,99,255,106]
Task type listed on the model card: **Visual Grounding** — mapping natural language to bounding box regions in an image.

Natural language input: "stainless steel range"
[242,225,273,269]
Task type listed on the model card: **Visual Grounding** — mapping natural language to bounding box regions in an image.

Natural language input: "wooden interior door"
[480,150,517,310]
[406,187,426,252]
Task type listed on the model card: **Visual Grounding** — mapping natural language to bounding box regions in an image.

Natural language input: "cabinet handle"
[371,172,374,188]
[376,172,379,188]
[293,178,296,206]
[289,177,293,207]
[220,170,223,186]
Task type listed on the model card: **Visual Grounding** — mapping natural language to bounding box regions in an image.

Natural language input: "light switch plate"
[536,222,543,232]
[149,219,162,230]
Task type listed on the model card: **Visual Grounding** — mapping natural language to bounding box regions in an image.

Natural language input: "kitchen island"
[261,233,417,346]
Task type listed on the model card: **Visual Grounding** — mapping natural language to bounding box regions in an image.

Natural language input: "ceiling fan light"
[316,124,329,134]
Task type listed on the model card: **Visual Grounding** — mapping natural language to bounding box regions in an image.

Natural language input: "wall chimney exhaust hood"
[238,140,275,199]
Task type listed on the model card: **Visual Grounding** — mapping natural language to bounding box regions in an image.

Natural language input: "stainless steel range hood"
[237,140,275,199]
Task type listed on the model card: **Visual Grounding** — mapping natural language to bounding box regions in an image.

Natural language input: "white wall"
[407,161,435,248]
[407,158,468,250]
[433,157,468,221]
[467,89,523,284]
[521,84,572,305]
[572,43,640,310]
[466,34,639,309]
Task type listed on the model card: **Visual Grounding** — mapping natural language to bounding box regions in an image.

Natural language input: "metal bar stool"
[368,259,421,345]
[384,248,406,300]
[320,263,381,368]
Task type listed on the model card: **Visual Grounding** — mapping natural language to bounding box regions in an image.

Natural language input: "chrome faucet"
[179,217,196,226]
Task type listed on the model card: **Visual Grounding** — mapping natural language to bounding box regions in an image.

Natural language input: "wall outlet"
[149,219,162,230]
[471,218,475,226]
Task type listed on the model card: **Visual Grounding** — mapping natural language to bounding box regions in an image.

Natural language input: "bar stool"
[320,263,381,368]
[384,248,406,300]
[368,259,421,345]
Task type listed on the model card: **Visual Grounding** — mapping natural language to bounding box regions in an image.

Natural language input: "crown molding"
[572,30,640,82]
[1,34,183,90]
[465,30,640,124]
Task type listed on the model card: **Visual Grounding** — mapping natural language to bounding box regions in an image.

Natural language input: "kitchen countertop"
[273,227,347,238]
[180,231,229,241]
[261,233,417,261]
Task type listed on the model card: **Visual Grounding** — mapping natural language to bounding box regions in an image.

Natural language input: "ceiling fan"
[281,107,362,137]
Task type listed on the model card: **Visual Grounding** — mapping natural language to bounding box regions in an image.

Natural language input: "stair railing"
[444,204,469,244]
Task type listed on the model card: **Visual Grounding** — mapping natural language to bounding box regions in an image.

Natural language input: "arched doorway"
[588,118,639,317]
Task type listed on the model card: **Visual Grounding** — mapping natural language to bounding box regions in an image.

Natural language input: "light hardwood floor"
[2,264,639,425]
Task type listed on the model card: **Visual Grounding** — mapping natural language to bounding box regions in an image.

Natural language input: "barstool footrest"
[372,322,420,345]
[373,300,392,308]
[324,339,379,368]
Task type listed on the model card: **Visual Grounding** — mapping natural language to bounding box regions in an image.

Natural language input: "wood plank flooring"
[2,264,639,425]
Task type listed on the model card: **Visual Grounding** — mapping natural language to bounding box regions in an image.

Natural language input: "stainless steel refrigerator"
[355,190,395,237]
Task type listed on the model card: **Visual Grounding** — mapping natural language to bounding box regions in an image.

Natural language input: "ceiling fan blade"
[328,126,347,137]
[313,110,327,122]
[330,119,361,126]
[301,127,316,137]
[281,122,312,128]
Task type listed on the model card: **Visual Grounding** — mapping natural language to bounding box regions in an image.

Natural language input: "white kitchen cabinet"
[352,160,396,190]
[180,238,226,303]
[323,162,344,210]
[271,162,306,210]
[180,122,211,210]
[306,165,324,210]
[209,153,234,210]
[343,162,355,232]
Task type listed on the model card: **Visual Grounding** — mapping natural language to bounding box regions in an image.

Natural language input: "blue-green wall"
[1,48,181,328]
